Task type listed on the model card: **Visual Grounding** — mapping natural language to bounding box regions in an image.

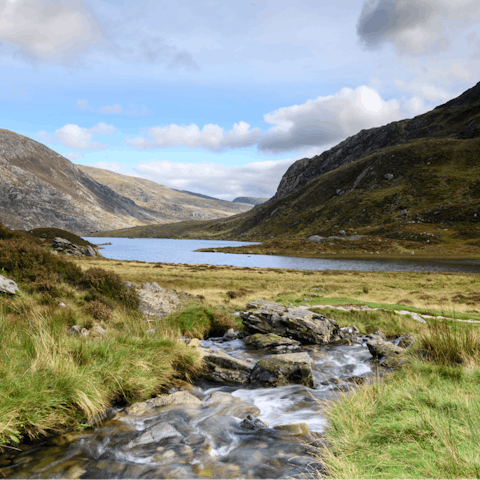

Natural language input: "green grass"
[320,360,480,479]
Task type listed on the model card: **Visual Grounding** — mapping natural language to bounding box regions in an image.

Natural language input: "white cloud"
[132,158,295,200]
[66,152,85,161]
[54,123,116,151]
[125,121,262,152]
[0,0,105,63]
[75,99,91,110]
[98,103,122,114]
[258,86,402,152]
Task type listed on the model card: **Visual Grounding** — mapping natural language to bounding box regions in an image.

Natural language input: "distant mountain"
[232,197,269,205]
[77,166,252,222]
[95,81,480,240]
[0,130,252,235]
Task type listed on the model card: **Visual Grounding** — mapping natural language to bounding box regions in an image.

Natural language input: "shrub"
[84,300,112,323]
[81,268,139,311]
[84,289,115,309]
[363,286,370,294]
[226,288,253,299]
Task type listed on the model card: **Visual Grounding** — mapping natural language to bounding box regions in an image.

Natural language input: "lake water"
[83,237,480,273]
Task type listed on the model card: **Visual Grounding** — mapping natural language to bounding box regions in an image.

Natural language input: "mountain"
[0,130,252,235]
[77,166,253,222]
[232,197,269,205]
[95,81,480,241]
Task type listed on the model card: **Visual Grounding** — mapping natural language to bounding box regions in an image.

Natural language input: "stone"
[241,300,340,345]
[89,325,107,339]
[0,274,19,295]
[80,328,89,338]
[398,209,408,217]
[123,281,138,289]
[384,173,394,180]
[367,340,407,367]
[307,235,325,243]
[138,283,197,319]
[338,230,346,235]
[244,333,302,353]
[203,392,260,417]
[347,235,366,241]
[338,325,360,342]
[373,330,387,341]
[202,350,254,384]
[250,352,314,388]
[83,245,98,257]
[147,391,202,408]
[394,333,416,349]
[239,415,269,431]
[274,423,311,436]
[126,422,182,448]
[67,325,81,336]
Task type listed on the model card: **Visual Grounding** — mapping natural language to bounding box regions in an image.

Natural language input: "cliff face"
[274,81,480,201]
[0,130,180,234]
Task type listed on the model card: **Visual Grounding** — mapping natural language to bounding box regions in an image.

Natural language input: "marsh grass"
[0,289,202,451]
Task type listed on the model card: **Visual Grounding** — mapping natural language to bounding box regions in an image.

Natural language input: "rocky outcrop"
[244,333,302,353]
[241,300,340,345]
[307,234,365,243]
[0,274,19,295]
[136,282,197,319]
[201,350,254,384]
[232,197,269,205]
[67,324,107,340]
[52,237,102,257]
[250,352,314,388]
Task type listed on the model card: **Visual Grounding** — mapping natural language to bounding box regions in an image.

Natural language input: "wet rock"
[147,391,202,408]
[338,325,360,342]
[125,422,182,448]
[274,423,311,436]
[244,333,302,353]
[367,340,407,367]
[204,392,260,417]
[0,274,19,295]
[202,350,254,384]
[241,300,340,345]
[138,282,197,319]
[250,352,314,388]
[394,333,416,349]
[240,415,269,431]
[374,330,387,341]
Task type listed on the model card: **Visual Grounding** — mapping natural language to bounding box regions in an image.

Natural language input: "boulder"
[203,392,260,417]
[244,333,302,353]
[274,423,311,436]
[239,414,269,431]
[89,325,107,339]
[202,350,254,384]
[52,237,101,257]
[307,235,325,243]
[250,352,314,388]
[241,300,340,345]
[126,422,182,448]
[338,325,359,342]
[0,274,19,295]
[367,340,407,367]
[394,333,416,349]
[123,281,138,289]
[138,282,197,319]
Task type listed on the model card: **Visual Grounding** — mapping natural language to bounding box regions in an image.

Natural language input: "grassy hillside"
[77,165,252,223]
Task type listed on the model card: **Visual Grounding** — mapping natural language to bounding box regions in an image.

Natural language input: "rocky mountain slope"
[232,197,269,205]
[77,166,252,222]
[96,81,480,241]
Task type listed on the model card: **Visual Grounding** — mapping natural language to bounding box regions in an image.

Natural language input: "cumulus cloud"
[125,121,262,152]
[54,123,116,151]
[125,86,403,154]
[76,100,151,116]
[357,0,480,54]
[0,0,105,63]
[258,86,402,153]
[132,158,295,200]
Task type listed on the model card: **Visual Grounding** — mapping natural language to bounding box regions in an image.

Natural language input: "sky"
[1,0,479,200]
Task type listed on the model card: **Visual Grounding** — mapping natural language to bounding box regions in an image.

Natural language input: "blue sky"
[1,0,479,200]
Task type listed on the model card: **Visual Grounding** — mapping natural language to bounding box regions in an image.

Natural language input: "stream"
[1,336,373,479]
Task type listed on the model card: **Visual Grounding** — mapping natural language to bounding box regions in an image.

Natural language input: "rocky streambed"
[1,300,415,479]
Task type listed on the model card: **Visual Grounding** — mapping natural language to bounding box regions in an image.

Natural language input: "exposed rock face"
[0,274,19,295]
[232,197,269,205]
[241,300,340,345]
[0,129,172,234]
[250,352,314,388]
[52,237,102,257]
[137,282,197,319]
[367,340,407,367]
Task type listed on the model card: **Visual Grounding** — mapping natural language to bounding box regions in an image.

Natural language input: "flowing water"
[84,237,480,273]
[0,337,373,479]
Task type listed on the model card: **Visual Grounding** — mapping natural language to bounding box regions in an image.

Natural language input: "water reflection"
[84,237,480,273]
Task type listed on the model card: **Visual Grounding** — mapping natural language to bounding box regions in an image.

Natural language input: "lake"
[83,237,480,273]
